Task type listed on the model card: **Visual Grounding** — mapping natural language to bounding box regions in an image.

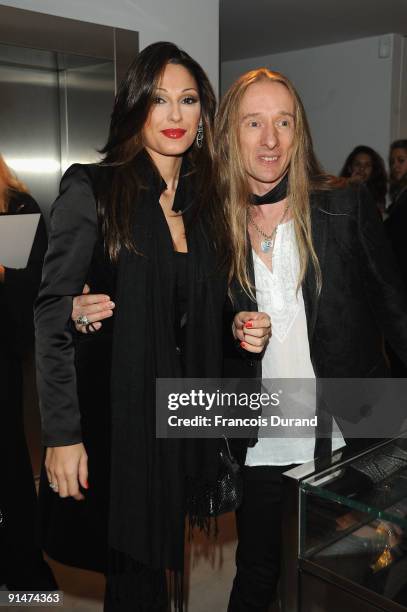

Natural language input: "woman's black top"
[35,157,228,577]
[174,251,188,359]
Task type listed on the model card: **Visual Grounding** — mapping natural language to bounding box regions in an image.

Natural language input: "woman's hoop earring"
[196,119,204,148]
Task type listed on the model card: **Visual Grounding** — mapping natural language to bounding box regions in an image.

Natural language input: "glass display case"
[281,438,407,612]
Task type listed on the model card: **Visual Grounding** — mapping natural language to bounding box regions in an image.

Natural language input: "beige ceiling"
[220,0,407,61]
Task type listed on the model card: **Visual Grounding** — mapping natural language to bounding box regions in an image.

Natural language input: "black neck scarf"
[250,173,288,205]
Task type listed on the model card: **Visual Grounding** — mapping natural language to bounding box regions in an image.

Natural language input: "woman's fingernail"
[84,480,89,489]
[244,321,253,328]
[108,302,115,308]
[240,342,246,348]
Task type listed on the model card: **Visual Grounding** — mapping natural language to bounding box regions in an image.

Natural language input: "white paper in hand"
[0,213,41,268]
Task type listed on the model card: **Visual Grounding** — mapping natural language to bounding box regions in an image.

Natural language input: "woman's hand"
[72,284,115,333]
[45,443,88,500]
[349,171,364,185]
[232,311,271,353]
[0,264,5,283]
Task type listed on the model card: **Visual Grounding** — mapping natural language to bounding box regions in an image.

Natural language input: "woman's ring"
[49,482,58,490]
[76,314,90,326]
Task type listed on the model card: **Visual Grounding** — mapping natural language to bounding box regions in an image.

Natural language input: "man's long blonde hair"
[216,68,334,298]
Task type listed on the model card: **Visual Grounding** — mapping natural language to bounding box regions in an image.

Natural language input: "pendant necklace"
[248,202,290,254]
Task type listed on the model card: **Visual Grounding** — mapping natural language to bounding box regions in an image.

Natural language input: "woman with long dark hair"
[0,155,57,590]
[35,42,270,610]
[340,145,387,214]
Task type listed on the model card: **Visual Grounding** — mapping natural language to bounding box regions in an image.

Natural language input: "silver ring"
[49,482,58,490]
[76,314,90,326]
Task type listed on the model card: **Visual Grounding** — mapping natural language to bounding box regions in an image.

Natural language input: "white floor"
[4,514,238,612]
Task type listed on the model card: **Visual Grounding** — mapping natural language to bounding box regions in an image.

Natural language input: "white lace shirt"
[245,219,345,466]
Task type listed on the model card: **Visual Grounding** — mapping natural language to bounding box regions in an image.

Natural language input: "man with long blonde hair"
[217,69,407,611]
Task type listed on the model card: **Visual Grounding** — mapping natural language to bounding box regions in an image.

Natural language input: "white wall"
[0,0,219,94]
[221,35,405,174]
[391,35,407,140]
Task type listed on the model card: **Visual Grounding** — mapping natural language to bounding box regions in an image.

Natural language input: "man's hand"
[45,443,88,500]
[232,311,271,353]
[72,284,115,333]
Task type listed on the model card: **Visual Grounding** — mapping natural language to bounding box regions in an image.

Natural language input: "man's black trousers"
[228,464,295,612]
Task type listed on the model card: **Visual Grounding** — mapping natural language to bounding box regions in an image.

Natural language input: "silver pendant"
[261,239,273,253]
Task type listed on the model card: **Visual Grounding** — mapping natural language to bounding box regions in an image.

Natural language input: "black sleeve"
[2,194,47,352]
[34,165,98,447]
[222,294,240,359]
[357,185,407,365]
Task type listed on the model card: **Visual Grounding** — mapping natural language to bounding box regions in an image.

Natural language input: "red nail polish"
[84,480,89,489]
[240,342,246,348]
[245,321,253,328]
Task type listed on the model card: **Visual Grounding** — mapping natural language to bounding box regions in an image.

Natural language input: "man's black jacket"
[224,185,407,457]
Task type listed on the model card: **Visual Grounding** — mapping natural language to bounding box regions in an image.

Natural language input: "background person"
[385,139,407,285]
[340,144,387,214]
[0,154,57,590]
[384,138,407,377]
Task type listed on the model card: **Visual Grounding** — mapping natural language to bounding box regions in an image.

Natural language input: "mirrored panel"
[0,42,114,216]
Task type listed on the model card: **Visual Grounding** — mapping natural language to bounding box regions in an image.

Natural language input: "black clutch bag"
[209,436,243,517]
[188,436,243,519]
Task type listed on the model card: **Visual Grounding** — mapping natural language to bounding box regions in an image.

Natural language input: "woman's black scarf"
[106,154,227,609]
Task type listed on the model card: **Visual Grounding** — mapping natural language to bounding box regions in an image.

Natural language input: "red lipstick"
[161,129,186,139]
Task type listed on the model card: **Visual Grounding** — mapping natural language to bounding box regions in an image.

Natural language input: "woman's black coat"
[35,162,228,574]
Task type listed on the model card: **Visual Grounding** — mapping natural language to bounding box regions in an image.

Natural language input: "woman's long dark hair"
[340,145,387,208]
[98,41,226,261]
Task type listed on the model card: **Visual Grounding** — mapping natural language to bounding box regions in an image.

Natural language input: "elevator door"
[0,42,115,477]
[0,42,115,216]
